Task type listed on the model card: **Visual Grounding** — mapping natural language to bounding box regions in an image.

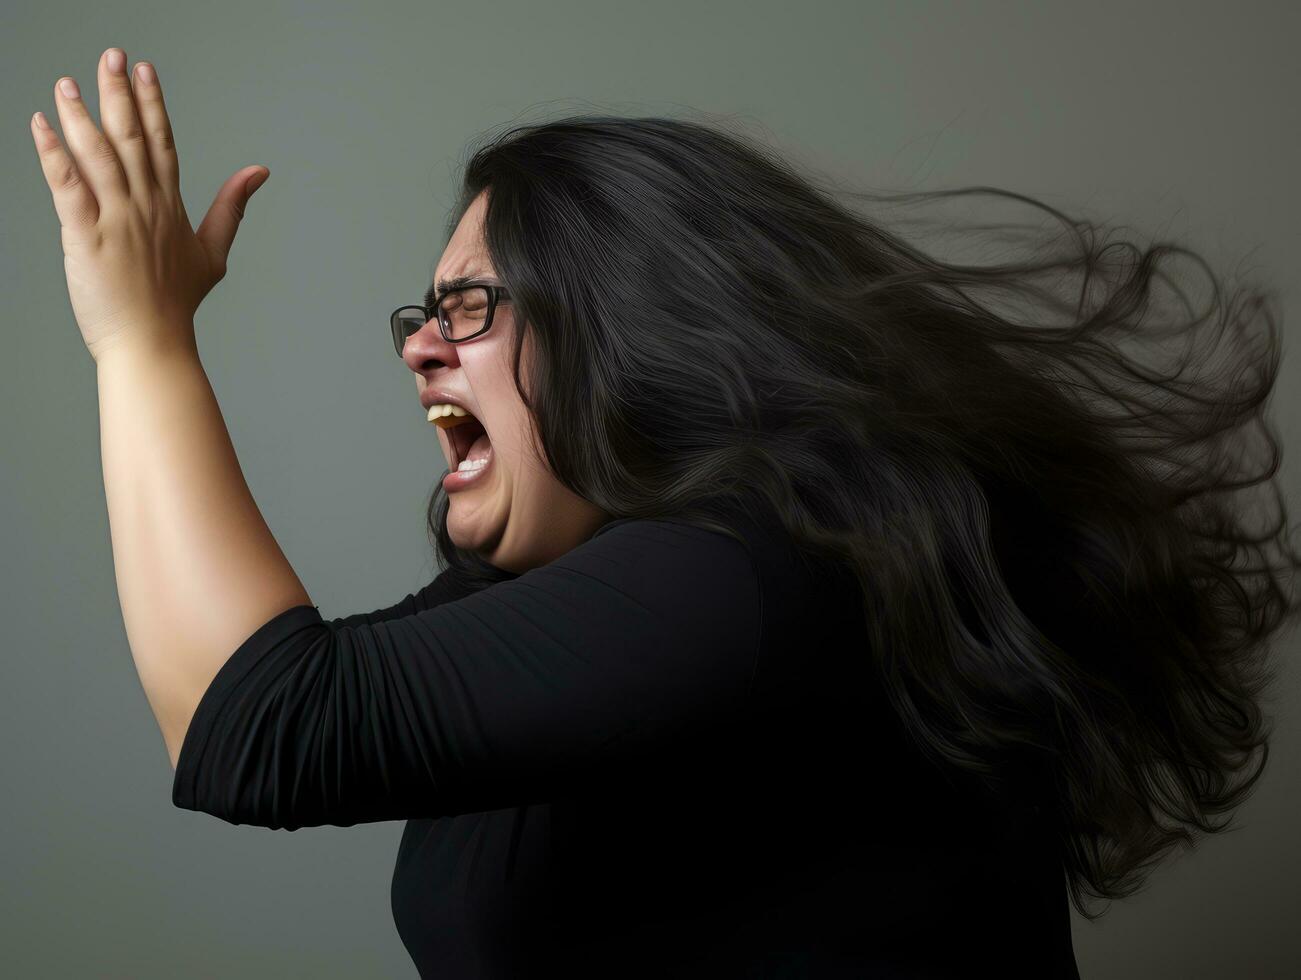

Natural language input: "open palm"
[30,47,269,361]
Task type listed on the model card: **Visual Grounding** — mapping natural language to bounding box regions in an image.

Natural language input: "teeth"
[427,403,474,427]
[427,403,468,420]
[456,456,489,472]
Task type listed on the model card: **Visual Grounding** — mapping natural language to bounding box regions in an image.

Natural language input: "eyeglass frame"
[389,284,512,356]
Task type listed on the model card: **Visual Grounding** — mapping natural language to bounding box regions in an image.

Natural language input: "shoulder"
[500,515,765,637]
[574,515,760,585]
[593,512,817,583]
[592,514,751,550]
[586,513,857,652]
[584,515,770,589]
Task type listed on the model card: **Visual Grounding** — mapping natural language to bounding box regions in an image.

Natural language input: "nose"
[402,317,462,375]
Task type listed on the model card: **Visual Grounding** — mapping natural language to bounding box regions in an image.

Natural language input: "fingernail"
[106,48,126,73]
[59,78,80,99]
[136,63,156,85]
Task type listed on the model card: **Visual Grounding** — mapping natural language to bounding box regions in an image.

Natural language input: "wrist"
[91,322,199,369]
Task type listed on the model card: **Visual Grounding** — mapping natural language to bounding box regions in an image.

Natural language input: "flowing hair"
[422,112,1299,919]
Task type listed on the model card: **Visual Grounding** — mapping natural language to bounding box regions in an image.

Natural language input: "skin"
[407,189,611,573]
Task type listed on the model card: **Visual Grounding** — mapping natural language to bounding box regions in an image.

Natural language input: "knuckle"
[89,139,120,165]
[55,161,83,192]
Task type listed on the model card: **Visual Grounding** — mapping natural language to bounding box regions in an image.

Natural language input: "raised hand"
[30,47,270,362]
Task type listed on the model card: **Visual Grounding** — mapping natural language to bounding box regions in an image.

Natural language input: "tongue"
[465,430,492,463]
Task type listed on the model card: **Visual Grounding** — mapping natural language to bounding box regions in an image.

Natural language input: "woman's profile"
[32,47,1300,979]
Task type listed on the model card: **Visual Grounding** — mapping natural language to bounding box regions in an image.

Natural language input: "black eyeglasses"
[389,285,511,357]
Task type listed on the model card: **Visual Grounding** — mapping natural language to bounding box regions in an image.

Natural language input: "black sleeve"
[171,519,763,830]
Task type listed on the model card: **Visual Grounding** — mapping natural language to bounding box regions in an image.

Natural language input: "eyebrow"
[424,273,498,309]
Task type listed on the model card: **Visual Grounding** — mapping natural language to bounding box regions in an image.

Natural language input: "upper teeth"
[427,403,470,424]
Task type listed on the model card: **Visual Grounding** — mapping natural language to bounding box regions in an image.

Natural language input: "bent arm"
[96,334,311,770]
[172,518,764,829]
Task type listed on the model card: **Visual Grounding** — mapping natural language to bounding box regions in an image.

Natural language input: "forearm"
[95,330,312,769]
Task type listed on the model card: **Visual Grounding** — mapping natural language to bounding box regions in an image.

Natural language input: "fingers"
[96,48,154,201]
[31,49,183,234]
[128,60,182,201]
[30,108,100,232]
[50,69,130,209]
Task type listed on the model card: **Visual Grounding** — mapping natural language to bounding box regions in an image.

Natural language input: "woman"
[33,49,1299,979]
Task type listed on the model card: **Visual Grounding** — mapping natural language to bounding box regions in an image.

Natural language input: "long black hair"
[423,112,1299,919]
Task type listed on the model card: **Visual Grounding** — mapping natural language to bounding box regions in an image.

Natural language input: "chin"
[447,500,506,556]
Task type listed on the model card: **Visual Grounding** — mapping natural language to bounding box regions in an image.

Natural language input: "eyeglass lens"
[393,286,493,353]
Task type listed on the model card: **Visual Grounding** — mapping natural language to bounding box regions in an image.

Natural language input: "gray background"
[4,1,1297,976]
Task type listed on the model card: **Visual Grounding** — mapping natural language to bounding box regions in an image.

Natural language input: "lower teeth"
[457,457,488,473]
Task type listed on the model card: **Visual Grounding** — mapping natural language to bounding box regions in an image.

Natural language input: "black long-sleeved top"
[172,511,1081,978]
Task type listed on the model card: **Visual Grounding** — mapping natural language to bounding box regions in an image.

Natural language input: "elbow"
[167,607,336,829]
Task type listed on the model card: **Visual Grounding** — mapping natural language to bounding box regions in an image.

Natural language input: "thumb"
[194,166,269,267]
[245,167,270,196]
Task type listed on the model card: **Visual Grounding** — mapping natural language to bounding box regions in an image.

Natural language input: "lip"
[443,444,494,493]
[420,388,477,415]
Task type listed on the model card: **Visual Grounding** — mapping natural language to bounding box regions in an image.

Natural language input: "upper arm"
[170,520,763,830]
[162,568,464,770]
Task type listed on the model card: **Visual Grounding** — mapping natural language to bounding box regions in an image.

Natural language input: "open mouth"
[447,415,491,470]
